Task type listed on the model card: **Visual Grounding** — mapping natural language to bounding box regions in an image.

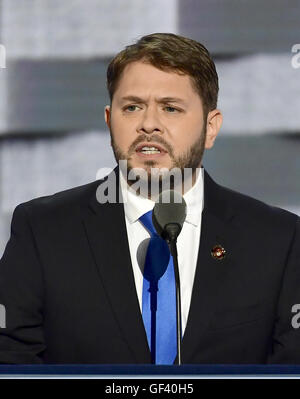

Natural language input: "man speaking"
[0,33,299,364]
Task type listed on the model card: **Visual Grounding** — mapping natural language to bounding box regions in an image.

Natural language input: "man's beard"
[110,126,206,196]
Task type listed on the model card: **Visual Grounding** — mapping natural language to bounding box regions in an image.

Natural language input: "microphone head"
[152,190,187,239]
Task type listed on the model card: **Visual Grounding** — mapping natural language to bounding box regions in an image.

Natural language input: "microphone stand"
[149,280,158,364]
[163,223,182,365]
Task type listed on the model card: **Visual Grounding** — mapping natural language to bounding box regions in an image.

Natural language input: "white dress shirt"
[120,167,204,335]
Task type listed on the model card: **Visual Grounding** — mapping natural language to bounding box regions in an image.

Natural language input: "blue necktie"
[140,210,177,364]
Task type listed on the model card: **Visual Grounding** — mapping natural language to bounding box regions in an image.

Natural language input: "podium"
[1,364,300,377]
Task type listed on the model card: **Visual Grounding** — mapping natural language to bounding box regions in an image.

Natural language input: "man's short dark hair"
[106,32,219,117]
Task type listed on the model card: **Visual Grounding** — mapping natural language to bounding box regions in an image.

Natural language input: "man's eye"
[165,106,179,113]
[125,105,139,112]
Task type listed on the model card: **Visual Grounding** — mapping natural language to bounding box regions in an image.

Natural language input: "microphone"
[152,190,186,365]
[152,190,187,243]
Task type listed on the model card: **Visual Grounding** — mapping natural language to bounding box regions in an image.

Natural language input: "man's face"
[105,61,220,178]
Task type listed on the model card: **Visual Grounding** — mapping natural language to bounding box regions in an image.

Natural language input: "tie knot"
[139,210,157,236]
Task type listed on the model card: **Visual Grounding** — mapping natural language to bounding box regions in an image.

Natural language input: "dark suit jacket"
[0,167,300,364]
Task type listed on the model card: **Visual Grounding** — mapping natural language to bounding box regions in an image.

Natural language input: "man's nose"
[137,106,164,134]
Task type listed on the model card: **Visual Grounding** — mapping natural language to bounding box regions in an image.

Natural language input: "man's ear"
[205,109,223,149]
[104,105,111,130]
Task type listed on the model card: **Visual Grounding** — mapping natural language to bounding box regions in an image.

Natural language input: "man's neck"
[121,165,202,201]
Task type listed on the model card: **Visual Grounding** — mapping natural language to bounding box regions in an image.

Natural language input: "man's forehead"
[114,61,198,101]
[120,61,190,83]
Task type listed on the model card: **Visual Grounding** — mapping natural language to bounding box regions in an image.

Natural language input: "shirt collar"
[120,167,204,227]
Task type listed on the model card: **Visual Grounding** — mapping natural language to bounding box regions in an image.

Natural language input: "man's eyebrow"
[119,95,187,104]
[158,97,187,104]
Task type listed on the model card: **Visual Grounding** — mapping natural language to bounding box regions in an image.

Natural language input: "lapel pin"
[211,244,226,261]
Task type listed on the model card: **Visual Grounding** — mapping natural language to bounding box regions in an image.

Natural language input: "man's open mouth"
[135,143,167,155]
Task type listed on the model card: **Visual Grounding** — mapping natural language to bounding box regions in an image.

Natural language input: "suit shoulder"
[219,182,299,228]
[14,179,103,219]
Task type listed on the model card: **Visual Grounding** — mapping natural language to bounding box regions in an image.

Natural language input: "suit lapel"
[82,168,150,363]
[182,169,238,363]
